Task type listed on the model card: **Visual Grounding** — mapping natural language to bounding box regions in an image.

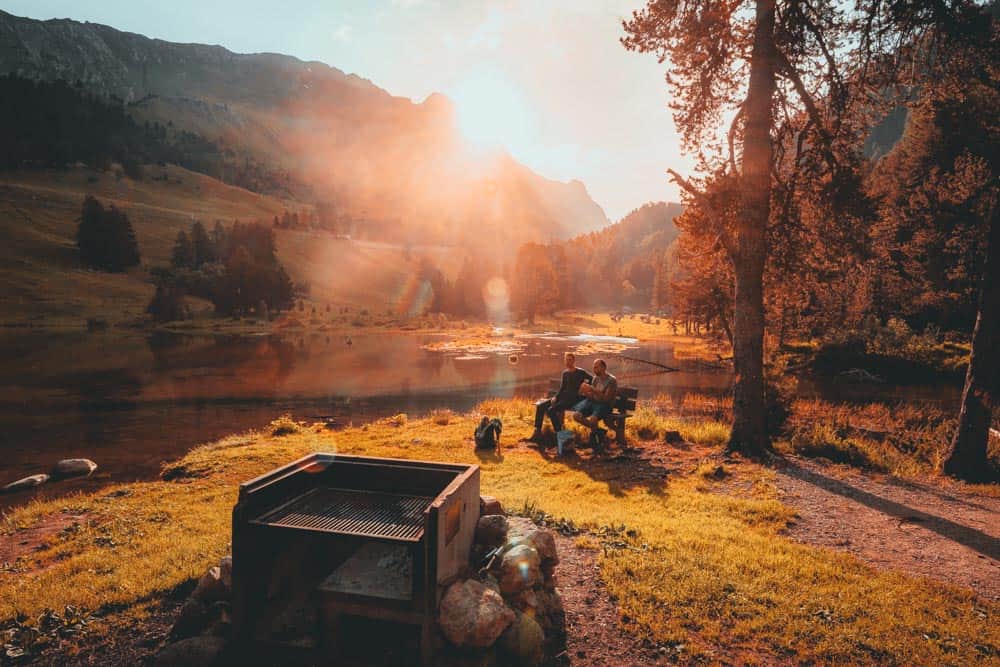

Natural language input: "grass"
[0,166,463,330]
[0,401,996,664]
[783,399,1000,483]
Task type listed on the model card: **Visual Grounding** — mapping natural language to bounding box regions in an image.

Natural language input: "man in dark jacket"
[529,352,592,441]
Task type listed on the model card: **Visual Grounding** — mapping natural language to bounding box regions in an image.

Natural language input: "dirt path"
[773,456,1000,600]
[551,533,665,666]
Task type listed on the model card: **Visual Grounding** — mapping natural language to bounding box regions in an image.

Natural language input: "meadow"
[1,398,996,664]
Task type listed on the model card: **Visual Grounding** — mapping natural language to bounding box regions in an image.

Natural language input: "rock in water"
[153,636,226,667]
[498,544,541,595]
[499,611,545,666]
[2,474,49,493]
[475,514,509,548]
[51,459,98,479]
[439,579,515,647]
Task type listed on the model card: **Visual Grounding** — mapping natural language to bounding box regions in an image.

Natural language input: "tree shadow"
[879,475,998,514]
[779,462,1000,560]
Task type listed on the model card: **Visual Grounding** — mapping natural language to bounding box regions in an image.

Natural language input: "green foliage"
[815,317,970,381]
[162,220,294,317]
[75,196,140,272]
[145,285,188,323]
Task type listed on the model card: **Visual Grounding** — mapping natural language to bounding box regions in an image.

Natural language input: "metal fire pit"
[231,453,480,665]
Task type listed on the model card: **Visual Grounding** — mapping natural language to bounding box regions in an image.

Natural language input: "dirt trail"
[773,456,1000,600]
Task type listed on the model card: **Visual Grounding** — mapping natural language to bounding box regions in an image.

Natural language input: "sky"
[3,0,692,221]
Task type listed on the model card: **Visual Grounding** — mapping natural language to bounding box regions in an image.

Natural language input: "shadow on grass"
[526,434,671,498]
[779,462,1000,560]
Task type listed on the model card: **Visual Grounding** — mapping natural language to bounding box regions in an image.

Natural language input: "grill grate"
[250,487,432,542]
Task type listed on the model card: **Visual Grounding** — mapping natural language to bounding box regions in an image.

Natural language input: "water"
[0,329,732,507]
[0,328,965,508]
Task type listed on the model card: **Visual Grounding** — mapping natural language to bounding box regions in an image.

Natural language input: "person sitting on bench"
[529,352,592,442]
[572,358,618,447]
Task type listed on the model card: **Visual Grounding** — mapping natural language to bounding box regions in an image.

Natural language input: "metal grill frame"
[250,486,433,542]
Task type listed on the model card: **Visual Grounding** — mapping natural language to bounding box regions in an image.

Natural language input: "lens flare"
[394,271,433,317]
[483,276,509,322]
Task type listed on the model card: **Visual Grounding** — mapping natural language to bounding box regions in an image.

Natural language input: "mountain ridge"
[0,9,610,246]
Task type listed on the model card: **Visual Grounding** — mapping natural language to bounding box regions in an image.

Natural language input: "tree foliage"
[76,195,141,272]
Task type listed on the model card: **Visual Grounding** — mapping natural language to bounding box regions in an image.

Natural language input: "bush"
[146,285,188,323]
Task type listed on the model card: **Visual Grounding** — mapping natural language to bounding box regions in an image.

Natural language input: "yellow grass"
[0,403,996,664]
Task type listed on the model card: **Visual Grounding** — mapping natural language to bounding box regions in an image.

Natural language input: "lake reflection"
[0,330,731,505]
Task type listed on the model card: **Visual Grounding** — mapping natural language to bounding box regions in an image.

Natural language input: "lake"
[0,328,961,507]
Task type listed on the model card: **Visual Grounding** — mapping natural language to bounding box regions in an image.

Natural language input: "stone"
[480,495,505,517]
[153,636,227,667]
[193,565,229,603]
[51,458,97,479]
[170,598,209,639]
[218,556,232,590]
[206,601,232,637]
[498,611,545,666]
[438,579,515,648]
[498,545,541,596]
[475,515,508,548]
[506,518,558,565]
[534,590,565,632]
[664,430,684,444]
[1,474,49,493]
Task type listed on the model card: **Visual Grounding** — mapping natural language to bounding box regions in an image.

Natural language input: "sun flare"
[449,72,534,152]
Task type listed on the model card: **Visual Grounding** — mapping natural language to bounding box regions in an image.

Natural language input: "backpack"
[474,417,503,450]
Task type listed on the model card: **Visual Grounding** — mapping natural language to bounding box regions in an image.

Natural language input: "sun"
[448,71,534,152]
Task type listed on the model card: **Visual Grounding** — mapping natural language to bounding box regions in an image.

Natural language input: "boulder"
[439,579,515,648]
[480,495,505,517]
[498,611,545,666]
[506,518,558,565]
[218,556,232,590]
[206,601,232,637]
[193,566,229,603]
[153,636,227,667]
[497,544,541,595]
[51,458,97,480]
[170,598,209,639]
[475,515,508,549]
[2,474,49,493]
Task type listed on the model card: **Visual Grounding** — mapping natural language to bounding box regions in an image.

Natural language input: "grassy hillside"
[0,166,463,328]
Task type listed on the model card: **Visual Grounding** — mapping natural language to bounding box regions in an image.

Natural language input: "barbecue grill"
[231,453,480,664]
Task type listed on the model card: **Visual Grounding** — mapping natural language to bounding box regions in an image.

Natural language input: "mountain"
[0,10,609,247]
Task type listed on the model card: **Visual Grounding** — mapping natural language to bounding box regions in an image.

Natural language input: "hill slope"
[0,166,464,326]
[0,10,609,247]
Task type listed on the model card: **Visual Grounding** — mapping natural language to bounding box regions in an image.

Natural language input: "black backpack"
[474,417,502,450]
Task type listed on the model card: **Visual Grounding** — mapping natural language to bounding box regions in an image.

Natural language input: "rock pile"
[155,555,233,667]
[438,496,565,666]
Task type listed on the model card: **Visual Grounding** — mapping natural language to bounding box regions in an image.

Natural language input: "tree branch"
[667,168,737,260]
[774,47,839,171]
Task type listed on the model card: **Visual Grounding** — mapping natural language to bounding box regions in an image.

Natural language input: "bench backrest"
[547,378,638,414]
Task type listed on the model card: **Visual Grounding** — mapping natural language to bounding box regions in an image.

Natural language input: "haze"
[4,0,691,220]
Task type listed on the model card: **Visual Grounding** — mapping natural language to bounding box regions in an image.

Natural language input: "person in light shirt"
[571,358,617,447]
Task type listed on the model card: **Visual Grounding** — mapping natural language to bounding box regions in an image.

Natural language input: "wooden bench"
[546,378,639,445]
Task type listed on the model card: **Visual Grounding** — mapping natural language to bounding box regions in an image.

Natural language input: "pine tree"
[171,230,194,269]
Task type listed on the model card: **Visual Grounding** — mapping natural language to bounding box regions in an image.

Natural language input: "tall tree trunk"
[728,0,776,456]
[943,195,999,481]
